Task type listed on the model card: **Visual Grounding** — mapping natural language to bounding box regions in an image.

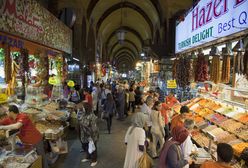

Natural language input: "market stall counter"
[171,97,248,167]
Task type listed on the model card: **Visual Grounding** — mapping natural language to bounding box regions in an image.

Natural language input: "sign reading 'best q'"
[175,0,248,53]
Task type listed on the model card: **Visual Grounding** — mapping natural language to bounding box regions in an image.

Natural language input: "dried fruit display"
[192,131,210,147]
[235,125,248,141]
[35,120,61,133]
[238,114,248,124]
[198,108,215,117]
[210,56,221,84]
[195,54,209,82]
[208,127,225,137]
[198,99,208,106]
[221,55,231,83]
[225,122,244,133]
[202,125,218,132]
[193,116,204,123]
[232,142,248,156]
[217,134,237,144]
[209,113,227,124]
[176,58,190,88]
[220,119,238,130]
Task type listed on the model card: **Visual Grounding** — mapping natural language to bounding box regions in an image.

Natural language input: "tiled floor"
[52,114,132,168]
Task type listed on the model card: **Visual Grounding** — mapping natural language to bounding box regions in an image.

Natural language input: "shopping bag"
[101,111,109,120]
[88,140,96,154]
[138,148,153,168]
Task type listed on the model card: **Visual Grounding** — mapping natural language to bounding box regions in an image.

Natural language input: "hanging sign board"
[167,80,177,89]
[175,0,248,53]
[0,93,8,103]
[0,0,72,54]
[67,80,75,87]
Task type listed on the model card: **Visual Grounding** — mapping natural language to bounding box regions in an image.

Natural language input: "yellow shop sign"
[167,80,177,89]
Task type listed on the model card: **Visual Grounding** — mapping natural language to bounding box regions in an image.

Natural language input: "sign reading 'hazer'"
[175,0,248,53]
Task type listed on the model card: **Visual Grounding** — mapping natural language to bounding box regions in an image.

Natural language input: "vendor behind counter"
[0,105,49,168]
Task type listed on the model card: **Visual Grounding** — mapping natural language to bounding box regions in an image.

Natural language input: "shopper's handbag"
[101,111,109,120]
[88,139,96,154]
[138,147,153,168]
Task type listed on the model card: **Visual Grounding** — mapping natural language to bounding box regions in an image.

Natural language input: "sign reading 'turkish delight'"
[175,0,248,53]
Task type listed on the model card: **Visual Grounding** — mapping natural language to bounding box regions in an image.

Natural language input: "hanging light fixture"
[116,0,126,45]
[116,29,126,44]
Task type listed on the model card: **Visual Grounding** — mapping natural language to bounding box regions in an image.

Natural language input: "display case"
[172,96,248,167]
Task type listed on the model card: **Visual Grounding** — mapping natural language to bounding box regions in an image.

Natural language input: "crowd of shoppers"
[5,78,235,168]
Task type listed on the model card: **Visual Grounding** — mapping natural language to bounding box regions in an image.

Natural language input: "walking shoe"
[90,161,98,167]
[81,159,90,162]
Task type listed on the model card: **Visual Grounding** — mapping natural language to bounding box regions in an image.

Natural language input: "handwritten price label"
[0,93,8,103]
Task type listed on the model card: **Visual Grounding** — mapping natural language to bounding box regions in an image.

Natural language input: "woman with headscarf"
[158,126,192,168]
[80,102,99,167]
[124,112,146,168]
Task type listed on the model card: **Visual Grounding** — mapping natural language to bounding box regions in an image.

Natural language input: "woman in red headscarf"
[158,126,192,168]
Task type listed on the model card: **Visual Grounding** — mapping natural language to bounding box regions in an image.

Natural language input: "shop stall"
[171,0,248,167]
[0,0,72,167]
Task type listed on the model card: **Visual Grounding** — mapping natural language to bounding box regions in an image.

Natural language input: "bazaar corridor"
[52,112,151,168]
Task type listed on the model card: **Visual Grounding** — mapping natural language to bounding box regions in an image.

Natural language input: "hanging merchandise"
[3,44,12,83]
[210,56,221,84]
[189,59,195,82]
[243,50,248,80]
[172,59,178,79]
[176,58,190,88]
[221,55,231,83]
[20,48,29,88]
[34,50,48,84]
[235,52,243,75]
[195,53,208,82]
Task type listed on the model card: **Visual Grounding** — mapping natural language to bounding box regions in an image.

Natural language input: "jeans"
[150,131,165,157]
[128,101,135,112]
[106,114,113,133]
[82,142,97,162]
[35,140,49,168]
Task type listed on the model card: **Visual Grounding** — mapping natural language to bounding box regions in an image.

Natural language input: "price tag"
[49,76,58,85]
[67,80,75,87]
[167,80,177,89]
[0,93,8,103]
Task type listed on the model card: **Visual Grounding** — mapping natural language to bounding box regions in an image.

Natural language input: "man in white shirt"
[140,96,154,141]
[181,119,195,168]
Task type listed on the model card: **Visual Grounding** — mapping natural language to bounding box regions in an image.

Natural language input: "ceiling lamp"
[116,0,126,45]
[116,29,126,45]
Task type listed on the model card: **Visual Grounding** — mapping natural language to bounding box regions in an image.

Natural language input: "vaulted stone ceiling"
[55,0,192,72]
